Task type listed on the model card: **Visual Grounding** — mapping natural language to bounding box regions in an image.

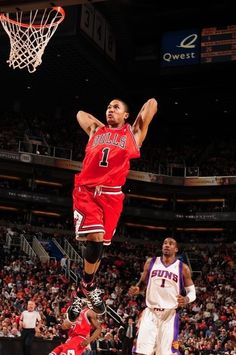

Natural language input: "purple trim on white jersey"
[171,312,180,354]
[160,256,177,268]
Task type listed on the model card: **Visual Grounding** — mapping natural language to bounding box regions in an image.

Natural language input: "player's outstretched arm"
[80,309,102,347]
[76,110,105,137]
[132,98,158,147]
[128,257,151,296]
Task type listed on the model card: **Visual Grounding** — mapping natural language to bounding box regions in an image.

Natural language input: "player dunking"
[129,237,196,355]
[71,98,158,318]
[49,299,101,355]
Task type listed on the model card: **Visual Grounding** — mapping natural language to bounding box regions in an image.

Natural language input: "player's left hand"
[176,295,188,307]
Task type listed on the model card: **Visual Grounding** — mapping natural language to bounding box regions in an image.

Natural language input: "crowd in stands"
[1,108,236,176]
[0,224,235,354]
[0,106,236,354]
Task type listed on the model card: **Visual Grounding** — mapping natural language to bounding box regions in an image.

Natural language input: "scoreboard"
[201,25,236,63]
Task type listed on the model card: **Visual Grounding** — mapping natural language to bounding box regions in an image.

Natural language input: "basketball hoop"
[0,7,65,73]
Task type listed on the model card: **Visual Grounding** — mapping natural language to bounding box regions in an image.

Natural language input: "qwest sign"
[160,29,200,67]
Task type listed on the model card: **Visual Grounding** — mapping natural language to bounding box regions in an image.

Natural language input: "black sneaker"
[80,282,106,315]
[67,297,84,322]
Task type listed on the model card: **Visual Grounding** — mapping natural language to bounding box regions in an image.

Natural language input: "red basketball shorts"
[49,335,86,355]
[73,185,125,245]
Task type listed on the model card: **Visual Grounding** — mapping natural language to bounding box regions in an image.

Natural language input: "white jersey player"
[129,237,196,355]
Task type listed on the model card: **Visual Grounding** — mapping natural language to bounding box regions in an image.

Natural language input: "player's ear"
[124,112,129,120]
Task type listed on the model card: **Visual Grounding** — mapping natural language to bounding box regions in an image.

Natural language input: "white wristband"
[184,285,196,303]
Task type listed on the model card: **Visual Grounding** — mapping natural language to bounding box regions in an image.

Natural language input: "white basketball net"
[0,7,65,73]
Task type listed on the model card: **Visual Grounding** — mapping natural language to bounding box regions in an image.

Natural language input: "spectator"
[19,300,42,355]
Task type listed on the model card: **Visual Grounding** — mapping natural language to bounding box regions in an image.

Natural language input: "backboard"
[0,0,106,12]
[0,0,107,72]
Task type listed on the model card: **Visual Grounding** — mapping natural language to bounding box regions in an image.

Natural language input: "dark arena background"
[0,1,235,354]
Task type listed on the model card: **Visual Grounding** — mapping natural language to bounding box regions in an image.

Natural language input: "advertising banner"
[160,29,200,67]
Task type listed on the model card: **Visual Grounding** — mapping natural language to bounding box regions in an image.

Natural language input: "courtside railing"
[20,234,37,260]
[18,140,72,160]
[64,239,83,263]
[32,236,50,263]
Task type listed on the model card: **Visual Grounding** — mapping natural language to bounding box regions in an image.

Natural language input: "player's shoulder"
[144,256,156,267]
[181,261,191,273]
[126,123,134,132]
[94,125,105,134]
[145,256,152,263]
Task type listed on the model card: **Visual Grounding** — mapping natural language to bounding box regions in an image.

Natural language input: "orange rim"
[0,6,65,29]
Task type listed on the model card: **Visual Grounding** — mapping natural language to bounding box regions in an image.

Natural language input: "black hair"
[111,98,130,113]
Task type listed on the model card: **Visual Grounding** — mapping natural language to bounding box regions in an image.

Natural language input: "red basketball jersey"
[75,123,140,187]
[68,308,91,338]
[49,308,92,355]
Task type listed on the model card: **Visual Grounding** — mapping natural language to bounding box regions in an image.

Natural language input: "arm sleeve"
[184,284,196,303]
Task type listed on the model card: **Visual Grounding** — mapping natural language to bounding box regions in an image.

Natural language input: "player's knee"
[84,241,103,264]
[87,232,104,242]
